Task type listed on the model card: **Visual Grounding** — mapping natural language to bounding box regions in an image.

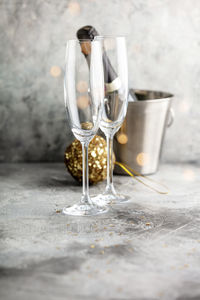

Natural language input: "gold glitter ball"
[64,135,115,184]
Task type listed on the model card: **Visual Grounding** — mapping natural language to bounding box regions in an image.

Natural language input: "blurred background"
[0,0,199,164]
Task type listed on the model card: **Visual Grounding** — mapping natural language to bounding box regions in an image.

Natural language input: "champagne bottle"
[77,25,138,100]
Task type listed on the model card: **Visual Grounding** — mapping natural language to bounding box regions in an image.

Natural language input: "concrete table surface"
[0,163,200,300]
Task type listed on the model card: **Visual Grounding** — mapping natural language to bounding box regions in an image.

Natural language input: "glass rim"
[94,35,126,39]
[67,38,96,42]
[66,35,126,43]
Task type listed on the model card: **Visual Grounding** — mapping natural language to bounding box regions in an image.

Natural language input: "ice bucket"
[114,89,174,175]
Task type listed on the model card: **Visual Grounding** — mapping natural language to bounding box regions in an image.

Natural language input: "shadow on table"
[38,175,80,189]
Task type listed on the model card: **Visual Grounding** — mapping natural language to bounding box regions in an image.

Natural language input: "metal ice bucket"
[114,89,174,175]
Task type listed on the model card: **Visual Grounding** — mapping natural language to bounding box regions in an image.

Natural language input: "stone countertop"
[0,163,200,300]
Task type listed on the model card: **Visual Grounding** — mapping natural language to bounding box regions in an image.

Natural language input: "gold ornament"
[64,135,115,184]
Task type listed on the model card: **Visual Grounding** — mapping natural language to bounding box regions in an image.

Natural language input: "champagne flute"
[63,39,108,216]
[93,36,129,205]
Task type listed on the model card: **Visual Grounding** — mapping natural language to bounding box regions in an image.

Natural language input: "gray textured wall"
[0,0,199,163]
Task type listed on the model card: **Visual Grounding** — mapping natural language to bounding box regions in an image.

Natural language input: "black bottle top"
[76,25,138,100]
[77,25,118,87]
[77,25,99,41]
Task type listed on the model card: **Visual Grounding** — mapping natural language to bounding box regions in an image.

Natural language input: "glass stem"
[81,142,91,205]
[106,134,115,193]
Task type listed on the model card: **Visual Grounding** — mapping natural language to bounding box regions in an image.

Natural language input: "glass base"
[92,191,129,206]
[62,203,108,216]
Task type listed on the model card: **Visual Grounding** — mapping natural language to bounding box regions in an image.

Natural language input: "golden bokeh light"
[77,96,90,109]
[183,169,195,181]
[50,66,61,77]
[136,152,150,166]
[68,1,80,16]
[77,80,88,93]
[117,133,128,144]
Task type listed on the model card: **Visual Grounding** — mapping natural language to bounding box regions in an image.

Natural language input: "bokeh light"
[183,169,195,181]
[77,80,88,93]
[179,101,190,113]
[136,152,150,166]
[68,1,80,16]
[77,96,90,109]
[50,66,61,77]
[117,133,128,144]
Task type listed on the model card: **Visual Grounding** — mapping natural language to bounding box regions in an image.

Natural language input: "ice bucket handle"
[167,107,175,127]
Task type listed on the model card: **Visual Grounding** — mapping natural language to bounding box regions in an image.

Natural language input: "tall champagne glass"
[93,36,129,205]
[63,39,108,216]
